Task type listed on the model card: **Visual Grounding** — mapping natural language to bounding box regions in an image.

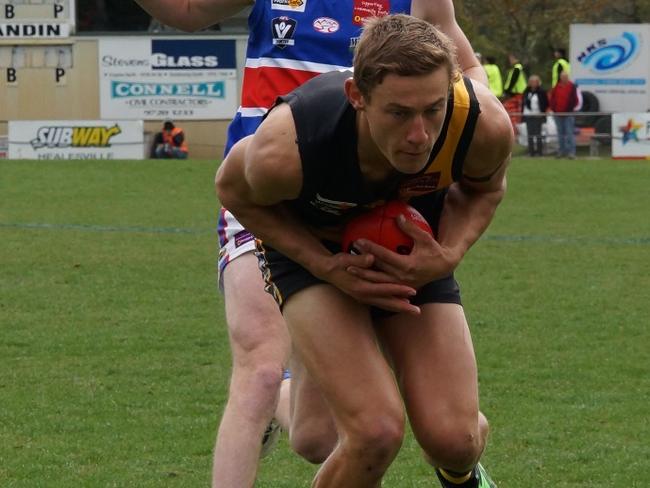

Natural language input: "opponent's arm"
[134,0,252,32]
[215,104,420,313]
[412,0,488,86]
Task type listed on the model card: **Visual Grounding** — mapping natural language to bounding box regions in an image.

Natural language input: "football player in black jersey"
[217,14,512,488]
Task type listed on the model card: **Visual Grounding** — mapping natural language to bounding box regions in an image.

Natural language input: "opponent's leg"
[274,369,291,434]
[259,370,291,459]
[212,252,291,488]
[288,356,337,464]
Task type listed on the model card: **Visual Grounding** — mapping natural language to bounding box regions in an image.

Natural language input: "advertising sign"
[0,22,70,38]
[8,120,144,160]
[99,38,238,120]
[571,24,650,112]
[611,113,650,159]
[0,0,75,37]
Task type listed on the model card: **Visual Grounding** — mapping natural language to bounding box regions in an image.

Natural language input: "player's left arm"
[412,0,488,86]
[433,82,514,270]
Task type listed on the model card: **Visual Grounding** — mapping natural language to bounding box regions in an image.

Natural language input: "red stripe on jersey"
[240,66,321,109]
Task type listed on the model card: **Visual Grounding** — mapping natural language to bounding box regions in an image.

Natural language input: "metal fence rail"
[508,111,614,158]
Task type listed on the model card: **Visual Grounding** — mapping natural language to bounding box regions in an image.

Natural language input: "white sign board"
[611,113,650,159]
[8,120,144,160]
[99,38,238,120]
[0,22,70,38]
[571,24,650,112]
[1,0,75,36]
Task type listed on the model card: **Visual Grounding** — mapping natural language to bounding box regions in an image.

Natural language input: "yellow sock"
[438,468,473,484]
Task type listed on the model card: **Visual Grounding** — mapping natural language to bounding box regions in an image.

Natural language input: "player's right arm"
[134,0,252,32]
[215,103,328,273]
[215,104,420,314]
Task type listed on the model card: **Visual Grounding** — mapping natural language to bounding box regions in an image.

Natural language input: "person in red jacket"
[153,120,189,159]
[548,72,579,159]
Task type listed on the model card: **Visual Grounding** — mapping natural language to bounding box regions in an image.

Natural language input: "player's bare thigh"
[282,284,404,427]
[376,303,480,427]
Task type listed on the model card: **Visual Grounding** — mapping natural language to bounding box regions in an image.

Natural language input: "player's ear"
[345,78,365,111]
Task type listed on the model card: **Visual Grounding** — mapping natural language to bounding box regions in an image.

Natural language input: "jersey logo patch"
[313,17,340,34]
[271,0,306,13]
[397,172,442,199]
[272,17,297,49]
[234,230,255,248]
[311,193,358,215]
[352,0,391,26]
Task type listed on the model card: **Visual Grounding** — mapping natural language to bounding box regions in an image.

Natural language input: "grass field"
[1,157,649,487]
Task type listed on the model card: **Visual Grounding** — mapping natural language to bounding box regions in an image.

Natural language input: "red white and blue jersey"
[224,0,412,155]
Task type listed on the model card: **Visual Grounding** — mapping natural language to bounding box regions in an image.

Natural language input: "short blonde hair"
[528,74,541,85]
[353,14,460,100]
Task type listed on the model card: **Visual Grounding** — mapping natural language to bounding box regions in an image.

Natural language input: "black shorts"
[255,239,461,313]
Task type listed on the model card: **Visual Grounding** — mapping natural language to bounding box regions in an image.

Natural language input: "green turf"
[1,158,649,486]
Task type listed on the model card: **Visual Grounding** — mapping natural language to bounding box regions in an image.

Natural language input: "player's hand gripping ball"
[342,200,433,255]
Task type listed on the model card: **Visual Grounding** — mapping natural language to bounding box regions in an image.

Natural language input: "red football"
[342,200,433,255]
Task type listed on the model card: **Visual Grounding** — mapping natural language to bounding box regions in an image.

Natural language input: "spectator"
[551,48,571,88]
[521,74,548,157]
[503,53,526,97]
[483,55,503,99]
[153,120,188,159]
[549,71,579,159]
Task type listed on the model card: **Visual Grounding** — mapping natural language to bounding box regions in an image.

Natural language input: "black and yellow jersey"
[397,76,480,200]
[274,69,480,232]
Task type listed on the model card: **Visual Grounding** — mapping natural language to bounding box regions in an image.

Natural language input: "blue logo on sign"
[577,32,639,72]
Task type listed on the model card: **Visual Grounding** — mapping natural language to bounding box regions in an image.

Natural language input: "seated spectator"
[153,120,188,159]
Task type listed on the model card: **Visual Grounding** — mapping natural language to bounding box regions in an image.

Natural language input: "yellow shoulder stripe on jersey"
[425,77,480,188]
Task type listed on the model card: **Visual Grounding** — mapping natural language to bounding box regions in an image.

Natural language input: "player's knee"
[249,364,285,399]
[229,363,285,410]
[345,409,405,463]
[290,419,337,464]
[418,420,483,472]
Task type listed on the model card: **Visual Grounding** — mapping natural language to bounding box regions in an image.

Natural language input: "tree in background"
[455,0,648,86]
[605,0,650,23]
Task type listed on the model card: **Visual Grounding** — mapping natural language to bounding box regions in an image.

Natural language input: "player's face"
[365,69,450,174]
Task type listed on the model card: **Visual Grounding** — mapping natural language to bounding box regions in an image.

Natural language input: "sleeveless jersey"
[224,0,412,155]
[277,70,481,230]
